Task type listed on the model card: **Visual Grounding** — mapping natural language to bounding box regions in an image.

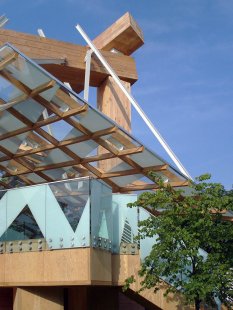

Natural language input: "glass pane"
[130,148,164,167]
[4,184,46,252]
[110,174,144,187]
[0,133,30,154]
[5,52,51,90]
[0,190,7,244]
[102,130,141,152]
[36,149,73,167]
[2,205,44,241]
[0,111,25,135]
[46,178,90,249]
[14,99,44,123]
[90,179,112,251]
[42,166,80,180]
[112,194,138,253]
[72,107,113,132]
[49,180,89,232]
[0,75,23,102]
[67,140,99,158]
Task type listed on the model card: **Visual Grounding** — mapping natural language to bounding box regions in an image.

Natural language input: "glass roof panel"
[72,107,113,132]
[102,130,141,151]
[13,98,44,123]
[64,128,84,140]
[0,75,23,103]
[2,49,51,90]
[35,149,73,167]
[24,173,47,184]
[110,174,144,187]
[0,133,28,154]
[43,166,81,180]
[67,140,98,158]
[0,111,26,135]
[0,159,28,174]
[130,148,164,167]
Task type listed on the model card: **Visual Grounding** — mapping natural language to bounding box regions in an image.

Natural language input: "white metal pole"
[0,15,9,28]
[75,24,192,180]
[84,49,93,101]
[37,29,46,38]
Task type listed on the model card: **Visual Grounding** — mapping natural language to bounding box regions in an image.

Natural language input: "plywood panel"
[90,248,112,285]
[0,249,91,286]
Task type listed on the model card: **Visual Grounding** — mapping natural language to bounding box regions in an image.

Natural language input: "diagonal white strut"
[75,24,192,180]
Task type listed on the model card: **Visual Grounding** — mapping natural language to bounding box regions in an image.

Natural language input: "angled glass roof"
[0,43,189,192]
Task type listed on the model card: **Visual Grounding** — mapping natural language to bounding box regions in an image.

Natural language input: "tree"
[126,174,233,310]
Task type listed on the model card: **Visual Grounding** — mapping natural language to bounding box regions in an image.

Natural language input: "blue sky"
[1,0,233,189]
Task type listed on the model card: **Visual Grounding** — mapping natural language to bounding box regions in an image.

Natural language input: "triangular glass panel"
[121,218,133,243]
[0,205,44,241]
[49,180,89,232]
[98,212,109,239]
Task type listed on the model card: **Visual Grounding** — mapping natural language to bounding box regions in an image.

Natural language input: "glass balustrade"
[0,177,112,253]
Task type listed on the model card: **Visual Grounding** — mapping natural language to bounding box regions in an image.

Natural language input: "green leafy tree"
[126,174,233,310]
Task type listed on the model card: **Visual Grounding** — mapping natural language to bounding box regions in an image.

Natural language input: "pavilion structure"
[0,13,195,310]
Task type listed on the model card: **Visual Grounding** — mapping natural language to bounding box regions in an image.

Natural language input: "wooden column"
[95,12,144,172]
[13,287,64,310]
[97,77,131,132]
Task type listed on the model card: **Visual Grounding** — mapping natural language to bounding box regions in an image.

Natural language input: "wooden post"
[95,12,144,172]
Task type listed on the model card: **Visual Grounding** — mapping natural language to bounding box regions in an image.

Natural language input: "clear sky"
[1,0,233,189]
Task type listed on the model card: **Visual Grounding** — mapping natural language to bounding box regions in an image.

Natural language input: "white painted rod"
[75,24,192,180]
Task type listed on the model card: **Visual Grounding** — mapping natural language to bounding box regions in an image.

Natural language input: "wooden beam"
[93,12,144,55]
[101,164,168,179]
[0,29,138,85]
[119,181,189,192]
